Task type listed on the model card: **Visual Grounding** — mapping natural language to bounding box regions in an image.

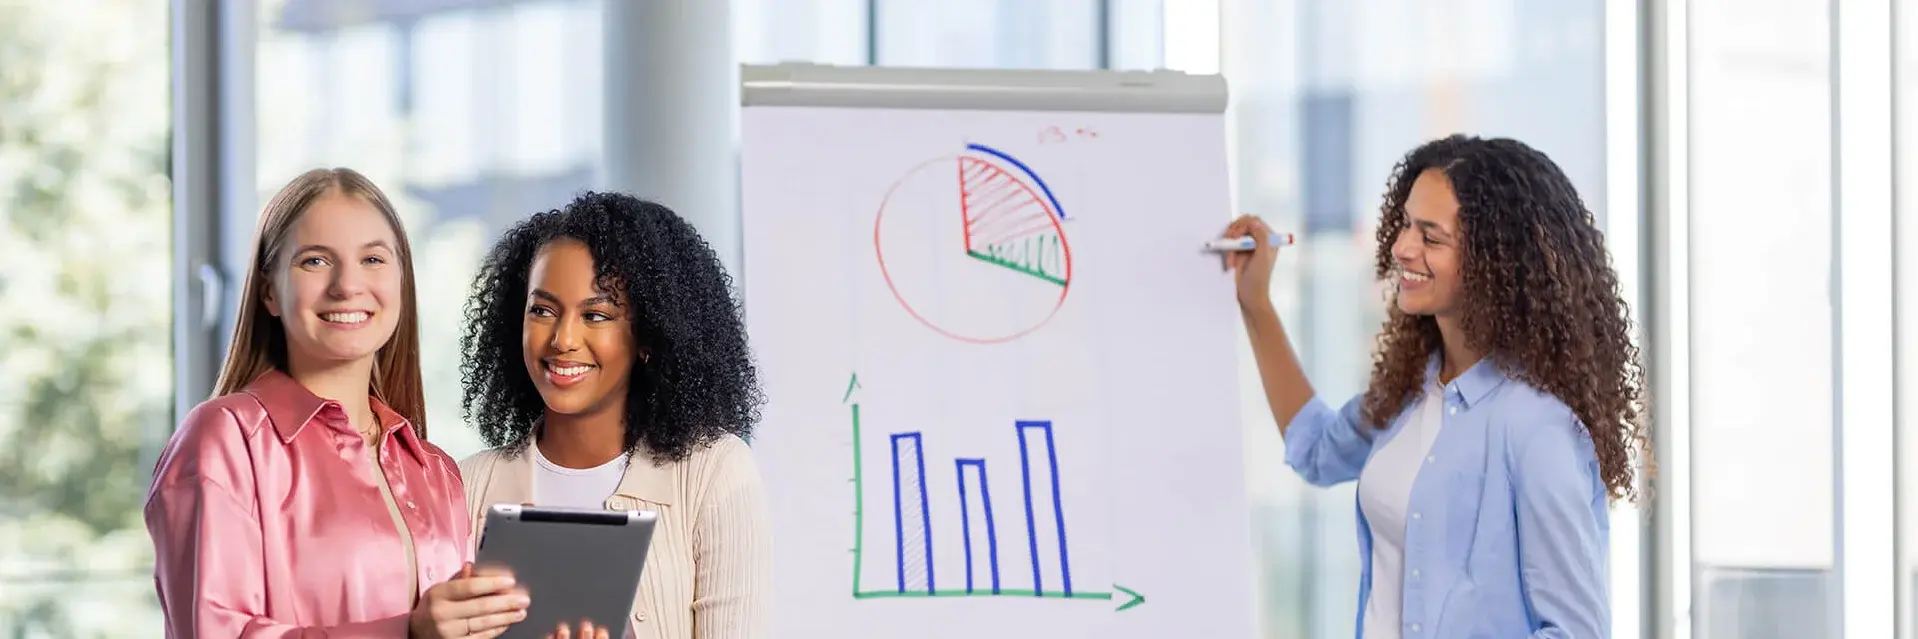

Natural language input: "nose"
[550,313,583,353]
[328,261,368,299]
[1391,229,1420,264]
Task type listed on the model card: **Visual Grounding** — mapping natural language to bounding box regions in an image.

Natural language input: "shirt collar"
[1423,352,1507,409]
[242,368,428,463]
[522,417,677,506]
[613,451,677,506]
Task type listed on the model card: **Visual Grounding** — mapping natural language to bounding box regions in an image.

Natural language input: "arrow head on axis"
[1114,585,1145,612]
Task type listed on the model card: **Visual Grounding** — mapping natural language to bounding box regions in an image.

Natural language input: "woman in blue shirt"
[1220,134,1651,639]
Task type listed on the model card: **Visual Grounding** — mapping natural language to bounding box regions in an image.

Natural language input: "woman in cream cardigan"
[456,191,770,639]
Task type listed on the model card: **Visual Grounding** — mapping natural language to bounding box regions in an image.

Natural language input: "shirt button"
[1426,455,1436,463]
[406,501,416,510]
[1411,569,1420,578]
[1411,623,1422,633]
[1448,406,1458,415]
[1412,512,1422,520]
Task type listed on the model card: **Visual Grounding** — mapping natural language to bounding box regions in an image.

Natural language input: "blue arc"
[966,143,1068,220]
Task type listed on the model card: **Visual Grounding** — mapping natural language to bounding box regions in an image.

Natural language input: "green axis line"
[854,589,1114,600]
[850,399,864,595]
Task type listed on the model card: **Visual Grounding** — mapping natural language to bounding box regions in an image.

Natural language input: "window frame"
[170,0,258,426]
[1832,0,1898,635]
[1648,0,1905,636]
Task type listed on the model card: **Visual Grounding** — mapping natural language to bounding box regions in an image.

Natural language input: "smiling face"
[1391,168,1466,317]
[263,190,404,370]
[521,237,640,419]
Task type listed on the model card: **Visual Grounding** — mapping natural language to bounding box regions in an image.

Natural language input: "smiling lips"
[319,311,372,327]
[1399,267,1432,290]
[544,360,597,387]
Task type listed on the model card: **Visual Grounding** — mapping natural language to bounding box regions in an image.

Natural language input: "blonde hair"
[212,167,428,437]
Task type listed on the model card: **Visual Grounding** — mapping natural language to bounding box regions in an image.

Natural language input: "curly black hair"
[1363,134,1653,503]
[459,191,764,463]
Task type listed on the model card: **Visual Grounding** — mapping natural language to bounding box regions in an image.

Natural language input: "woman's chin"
[544,398,628,423]
[534,390,590,416]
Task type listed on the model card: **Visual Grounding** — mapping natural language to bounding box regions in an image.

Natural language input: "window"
[734,0,869,66]
[873,0,1103,69]
[0,1,174,634]
[254,0,608,461]
[1216,0,1610,636]
[1683,1,1837,636]
[1106,0,1167,71]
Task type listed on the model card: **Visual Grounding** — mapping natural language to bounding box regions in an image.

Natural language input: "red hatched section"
[958,155,1060,255]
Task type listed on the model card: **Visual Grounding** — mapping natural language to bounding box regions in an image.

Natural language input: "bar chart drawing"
[847,378,1109,602]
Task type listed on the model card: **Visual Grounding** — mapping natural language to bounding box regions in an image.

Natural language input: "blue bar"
[890,432,933,594]
[956,459,1001,594]
[1016,420,1073,596]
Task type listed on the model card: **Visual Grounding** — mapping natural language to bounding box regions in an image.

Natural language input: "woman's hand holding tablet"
[407,563,609,639]
[408,563,526,638]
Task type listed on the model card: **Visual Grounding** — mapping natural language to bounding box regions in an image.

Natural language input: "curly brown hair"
[1360,135,1652,503]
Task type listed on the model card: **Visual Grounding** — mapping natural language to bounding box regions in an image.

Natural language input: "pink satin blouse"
[144,369,472,637]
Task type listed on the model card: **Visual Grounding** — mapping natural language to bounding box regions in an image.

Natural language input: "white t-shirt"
[531,442,630,510]
[1357,382,1446,639]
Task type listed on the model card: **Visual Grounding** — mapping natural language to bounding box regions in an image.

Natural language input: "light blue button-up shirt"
[1284,356,1609,639]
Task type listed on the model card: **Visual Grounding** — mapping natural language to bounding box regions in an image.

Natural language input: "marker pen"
[1203,232,1295,252]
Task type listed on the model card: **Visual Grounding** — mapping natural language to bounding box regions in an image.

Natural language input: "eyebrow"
[293,240,394,255]
[530,288,618,307]
[1414,219,1452,239]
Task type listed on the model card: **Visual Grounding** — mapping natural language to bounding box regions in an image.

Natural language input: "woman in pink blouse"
[144,168,554,638]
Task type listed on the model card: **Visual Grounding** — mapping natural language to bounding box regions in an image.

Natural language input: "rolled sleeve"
[1281,393,1375,487]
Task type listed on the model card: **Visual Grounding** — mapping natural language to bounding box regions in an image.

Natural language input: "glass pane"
[1218,0,1608,636]
[255,0,608,461]
[734,0,870,65]
[874,0,1100,69]
[1896,0,1918,635]
[1107,0,1166,71]
[1686,0,1836,637]
[0,0,174,635]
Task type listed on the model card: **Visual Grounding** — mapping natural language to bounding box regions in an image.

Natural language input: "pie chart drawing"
[874,143,1073,344]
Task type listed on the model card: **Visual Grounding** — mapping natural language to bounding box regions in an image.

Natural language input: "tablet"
[474,504,658,638]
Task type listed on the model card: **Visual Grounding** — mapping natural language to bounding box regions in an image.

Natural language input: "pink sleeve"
[144,405,412,638]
